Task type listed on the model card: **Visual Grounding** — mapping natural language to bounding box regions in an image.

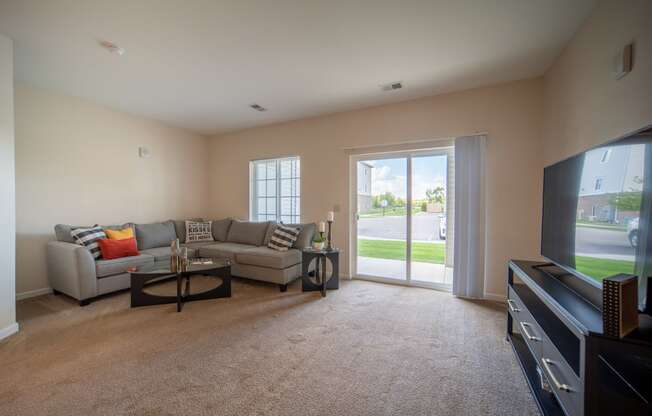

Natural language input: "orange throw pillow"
[105,227,134,240]
[97,237,139,260]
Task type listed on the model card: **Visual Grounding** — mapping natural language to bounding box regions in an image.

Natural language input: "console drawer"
[541,337,582,416]
[508,286,544,359]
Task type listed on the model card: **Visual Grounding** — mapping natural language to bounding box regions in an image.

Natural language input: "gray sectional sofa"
[47,219,316,305]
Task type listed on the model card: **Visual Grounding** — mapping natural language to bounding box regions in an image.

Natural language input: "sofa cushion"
[197,242,256,261]
[55,223,136,244]
[172,218,202,243]
[212,218,232,241]
[226,220,270,246]
[236,247,301,269]
[95,254,155,278]
[135,221,177,250]
[55,224,79,243]
[286,223,316,249]
[139,246,173,262]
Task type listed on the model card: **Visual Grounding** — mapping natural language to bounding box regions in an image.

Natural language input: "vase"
[312,241,324,250]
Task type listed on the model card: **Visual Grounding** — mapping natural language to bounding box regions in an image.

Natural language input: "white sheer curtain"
[452,135,487,298]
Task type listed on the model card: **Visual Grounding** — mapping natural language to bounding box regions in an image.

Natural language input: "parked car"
[628,217,639,248]
[439,215,446,240]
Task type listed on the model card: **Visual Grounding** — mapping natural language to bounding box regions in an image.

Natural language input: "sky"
[361,155,447,200]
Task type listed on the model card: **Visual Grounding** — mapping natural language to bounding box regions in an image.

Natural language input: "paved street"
[358,213,442,241]
[575,226,634,259]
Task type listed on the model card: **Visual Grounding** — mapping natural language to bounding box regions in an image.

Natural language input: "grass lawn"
[358,238,445,264]
[575,256,635,282]
[358,206,426,218]
[575,220,626,232]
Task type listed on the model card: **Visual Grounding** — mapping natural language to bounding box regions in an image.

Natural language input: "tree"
[372,192,398,208]
[425,187,446,204]
[609,191,642,212]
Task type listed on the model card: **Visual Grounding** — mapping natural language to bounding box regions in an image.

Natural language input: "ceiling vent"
[380,81,403,91]
[250,103,267,112]
[100,40,125,55]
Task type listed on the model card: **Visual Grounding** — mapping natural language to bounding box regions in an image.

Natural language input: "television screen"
[542,128,652,310]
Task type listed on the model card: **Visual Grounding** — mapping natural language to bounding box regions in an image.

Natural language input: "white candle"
[319,221,326,232]
[327,211,334,222]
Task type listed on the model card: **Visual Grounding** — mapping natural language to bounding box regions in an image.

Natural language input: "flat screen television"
[542,127,652,312]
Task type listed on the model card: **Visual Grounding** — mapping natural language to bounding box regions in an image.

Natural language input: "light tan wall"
[0,34,16,332]
[208,78,544,298]
[15,84,209,294]
[543,0,652,165]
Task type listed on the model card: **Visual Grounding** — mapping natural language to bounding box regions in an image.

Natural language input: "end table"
[301,248,339,297]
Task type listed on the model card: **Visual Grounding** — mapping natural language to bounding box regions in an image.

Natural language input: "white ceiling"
[0,0,595,136]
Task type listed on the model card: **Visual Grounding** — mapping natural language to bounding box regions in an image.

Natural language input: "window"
[250,156,300,223]
[594,177,603,191]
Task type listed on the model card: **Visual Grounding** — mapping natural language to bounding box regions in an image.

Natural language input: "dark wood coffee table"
[130,258,231,312]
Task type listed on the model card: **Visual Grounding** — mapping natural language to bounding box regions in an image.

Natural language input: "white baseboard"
[484,292,506,302]
[0,322,19,341]
[16,287,53,301]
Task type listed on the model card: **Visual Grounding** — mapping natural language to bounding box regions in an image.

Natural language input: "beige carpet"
[1,278,537,416]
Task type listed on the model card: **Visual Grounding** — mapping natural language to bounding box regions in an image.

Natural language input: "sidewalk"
[357,256,453,285]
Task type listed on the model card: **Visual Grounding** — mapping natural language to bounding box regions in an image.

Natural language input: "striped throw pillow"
[268,225,300,252]
[70,225,107,259]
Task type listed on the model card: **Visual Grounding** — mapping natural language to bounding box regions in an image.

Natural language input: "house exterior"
[577,144,644,224]
[357,162,373,212]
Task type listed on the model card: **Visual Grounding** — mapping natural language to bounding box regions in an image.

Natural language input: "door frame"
[349,147,453,291]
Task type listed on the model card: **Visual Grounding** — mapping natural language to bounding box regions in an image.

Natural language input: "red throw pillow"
[97,237,139,260]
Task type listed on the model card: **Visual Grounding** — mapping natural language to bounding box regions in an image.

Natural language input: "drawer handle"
[507,299,521,313]
[541,358,574,392]
[519,322,541,341]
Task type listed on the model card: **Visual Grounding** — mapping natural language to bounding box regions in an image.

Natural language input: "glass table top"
[129,257,230,275]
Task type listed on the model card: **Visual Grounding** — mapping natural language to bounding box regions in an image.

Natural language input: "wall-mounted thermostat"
[614,43,634,80]
[138,146,151,158]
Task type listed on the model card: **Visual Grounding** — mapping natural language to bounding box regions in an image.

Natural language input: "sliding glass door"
[355,157,407,281]
[353,149,453,289]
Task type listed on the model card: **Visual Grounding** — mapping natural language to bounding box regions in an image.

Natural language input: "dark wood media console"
[507,260,652,416]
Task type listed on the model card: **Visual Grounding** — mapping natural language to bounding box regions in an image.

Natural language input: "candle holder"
[326,220,333,251]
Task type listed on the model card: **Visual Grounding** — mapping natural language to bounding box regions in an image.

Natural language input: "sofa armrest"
[47,241,97,301]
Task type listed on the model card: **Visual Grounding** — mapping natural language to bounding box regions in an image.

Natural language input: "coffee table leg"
[177,274,182,312]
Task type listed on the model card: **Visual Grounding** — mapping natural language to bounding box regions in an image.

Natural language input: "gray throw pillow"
[212,218,233,241]
[226,220,271,246]
[135,221,177,249]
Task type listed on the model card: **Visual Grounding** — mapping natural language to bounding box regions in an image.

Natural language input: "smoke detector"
[100,40,125,55]
[250,103,268,112]
[380,81,403,91]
